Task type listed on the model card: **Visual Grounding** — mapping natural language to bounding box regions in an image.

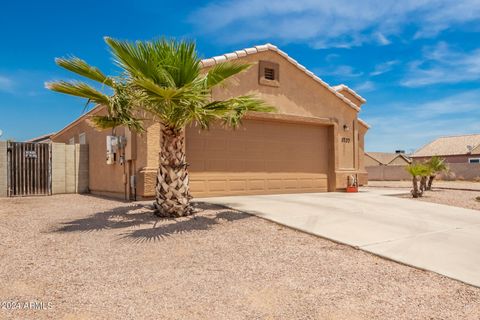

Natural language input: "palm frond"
[55,57,114,87]
[105,37,203,88]
[426,156,448,173]
[201,96,275,128]
[406,163,431,177]
[90,114,144,132]
[204,62,251,88]
[45,80,110,105]
[89,115,123,129]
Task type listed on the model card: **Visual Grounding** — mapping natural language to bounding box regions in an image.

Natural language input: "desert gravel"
[368,180,480,191]
[368,181,480,210]
[1,194,480,319]
[395,189,480,211]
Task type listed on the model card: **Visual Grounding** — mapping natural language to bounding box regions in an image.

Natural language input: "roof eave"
[50,105,105,140]
[201,43,361,113]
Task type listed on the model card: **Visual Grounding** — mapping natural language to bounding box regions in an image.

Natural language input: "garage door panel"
[209,180,227,192]
[248,179,265,191]
[186,119,329,197]
[189,173,328,197]
[230,180,247,192]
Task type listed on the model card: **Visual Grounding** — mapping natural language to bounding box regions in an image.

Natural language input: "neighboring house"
[412,134,480,164]
[51,43,370,199]
[26,133,56,143]
[365,152,411,166]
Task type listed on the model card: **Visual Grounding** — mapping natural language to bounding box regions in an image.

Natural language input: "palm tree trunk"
[411,176,421,198]
[420,176,427,194]
[427,175,435,190]
[154,126,192,217]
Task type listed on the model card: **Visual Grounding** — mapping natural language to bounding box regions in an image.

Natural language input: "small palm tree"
[406,163,430,198]
[47,37,273,217]
[425,156,447,190]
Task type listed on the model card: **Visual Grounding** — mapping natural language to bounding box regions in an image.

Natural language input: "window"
[68,137,75,145]
[79,133,86,145]
[469,158,480,164]
[258,60,279,87]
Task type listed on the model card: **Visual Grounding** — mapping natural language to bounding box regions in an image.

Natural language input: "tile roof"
[412,134,480,157]
[358,118,370,128]
[26,132,56,143]
[365,152,411,165]
[53,44,371,138]
[332,84,366,103]
[200,43,363,113]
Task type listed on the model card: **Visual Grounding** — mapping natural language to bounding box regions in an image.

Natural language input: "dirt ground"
[368,181,480,210]
[368,180,480,191]
[1,194,480,320]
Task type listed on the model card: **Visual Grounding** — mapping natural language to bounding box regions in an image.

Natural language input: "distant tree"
[425,156,448,190]
[406,163,430,198]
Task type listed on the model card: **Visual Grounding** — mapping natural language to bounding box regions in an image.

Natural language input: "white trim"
[468,157,480,164]
[79,132,86,145]
[332,84,366,103]
[200,43,361,112]
[358,118,370,128]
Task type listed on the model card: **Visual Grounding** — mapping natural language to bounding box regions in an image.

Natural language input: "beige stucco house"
[365,152,411,167]
[412,134,480,164]
[51,43,370,199]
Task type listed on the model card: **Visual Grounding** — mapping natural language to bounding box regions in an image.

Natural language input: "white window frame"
[68,137,75,145]
[79,132,86,145]
[468,158,480,164]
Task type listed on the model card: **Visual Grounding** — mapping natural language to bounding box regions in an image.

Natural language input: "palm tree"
[46,57,143,133]
[406,163,430,198]
[419,164,433,193]
[425,156,447,190]
[47,37,273,217]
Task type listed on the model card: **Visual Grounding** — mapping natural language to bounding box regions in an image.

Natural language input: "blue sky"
[1,0,480,152]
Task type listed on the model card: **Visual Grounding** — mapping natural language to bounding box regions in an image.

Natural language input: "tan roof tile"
[200,43,366,115]
[413,134,480,157]
[212,55,227,63]
[333,84,366,103]
[366,152,411,165]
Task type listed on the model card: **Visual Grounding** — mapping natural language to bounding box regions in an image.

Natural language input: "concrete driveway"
[202,188,480,287]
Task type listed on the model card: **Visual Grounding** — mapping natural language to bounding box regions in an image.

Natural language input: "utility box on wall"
[106,135,128,165]
[106,135,116,165]
[124,129,136,161]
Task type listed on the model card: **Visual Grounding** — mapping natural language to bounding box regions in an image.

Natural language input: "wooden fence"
[0,141,88,197]
[7,142,51,196]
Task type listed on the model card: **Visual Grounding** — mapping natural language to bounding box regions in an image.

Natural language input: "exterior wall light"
[343,124,350,131]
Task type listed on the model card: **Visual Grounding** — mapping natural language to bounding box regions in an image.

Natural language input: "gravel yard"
[1,194,480,319]
[368,180,480,191]
[396,189,480,211]
[368,181,480,210]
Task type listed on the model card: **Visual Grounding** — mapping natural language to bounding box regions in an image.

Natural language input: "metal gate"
[7,142,51,196]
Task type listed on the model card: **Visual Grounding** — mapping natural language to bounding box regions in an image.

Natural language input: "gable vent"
[264,68,275,80]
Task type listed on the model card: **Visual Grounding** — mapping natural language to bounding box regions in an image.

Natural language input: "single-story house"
[365,152,411,167]
[26,132,55,143]
[51,43,370,199]
[412,134,480,164]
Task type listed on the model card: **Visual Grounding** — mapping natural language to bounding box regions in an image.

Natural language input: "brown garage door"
[186,119,329,197]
